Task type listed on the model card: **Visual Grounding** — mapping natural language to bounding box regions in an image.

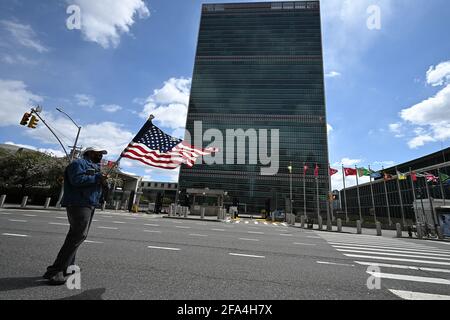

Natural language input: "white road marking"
[212,228,225,232]
[0,212,12,215]
[306,236,321,239]
[175,226,191,229]
[263,222,268,225]
[336,249,450,261]
[143,230,161,233]
[85,240,103,244]
[355,261,450,274]
[235,221,240,224]
[147,245,180,251]
[272,223,278,226]
[144,224,159,227]
[23,214,36,217]
[97,226,118,230]
[49,222,69,226]
[280,234,293,237]
[317,261,355,267]
[325,239,437,250]
[125,217,137,220]
[2,233,29,237]
[344,254,450,266]
[293,242,316,246]
[254,222,259,225]
[189,234,208,237]
[248,231,264,234]
[92,219,99,222]
[55,217,67,220]
[328,242,450,254]
[389,290,450,300]
[112,221,126,224]
[332,245,450,258]
[239,238,260,242]
[9,219,27,222]
[229,253,265,259]
[367,271,450,285]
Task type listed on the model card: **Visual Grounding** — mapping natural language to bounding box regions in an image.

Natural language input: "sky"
[0,0,449,190]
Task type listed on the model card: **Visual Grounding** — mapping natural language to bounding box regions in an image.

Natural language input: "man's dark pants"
[46,206,95,275]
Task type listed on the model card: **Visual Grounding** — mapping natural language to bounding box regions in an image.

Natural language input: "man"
[43,147,108,285]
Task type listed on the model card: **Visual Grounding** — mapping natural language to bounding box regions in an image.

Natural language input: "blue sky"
[0,0,449,189]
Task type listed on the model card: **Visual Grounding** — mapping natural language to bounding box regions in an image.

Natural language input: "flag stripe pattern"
[121,121,217,169]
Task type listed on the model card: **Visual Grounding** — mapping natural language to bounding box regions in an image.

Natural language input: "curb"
[163,216,223,223]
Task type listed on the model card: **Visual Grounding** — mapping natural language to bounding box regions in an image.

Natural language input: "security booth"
[186,188,226,216]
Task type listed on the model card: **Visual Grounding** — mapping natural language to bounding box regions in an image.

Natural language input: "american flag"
[121,121,218,169]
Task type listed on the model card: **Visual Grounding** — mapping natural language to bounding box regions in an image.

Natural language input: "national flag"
[411,171,417,182]
[384,173,393,181]
[439,172,450,182]
[303,163,309,175]
[121,120,218,169]
[425,173,438,183]
[397,171,407,180]
[357,167,372,177]
[314,164,319,177]
[344,167,357,176]
[329,167,338,176]
[370,171,383,179]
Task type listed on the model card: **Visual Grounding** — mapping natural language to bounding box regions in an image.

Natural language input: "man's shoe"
[48,272,68,286]
[43,270,58,280]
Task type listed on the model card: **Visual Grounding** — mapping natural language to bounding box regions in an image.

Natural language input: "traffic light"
[20,112,31,126]
[27,115,39,129]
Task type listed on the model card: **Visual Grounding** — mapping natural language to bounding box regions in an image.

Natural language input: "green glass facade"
[179,1,330,215]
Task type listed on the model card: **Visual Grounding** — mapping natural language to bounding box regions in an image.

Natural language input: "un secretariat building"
[179,1,330,216]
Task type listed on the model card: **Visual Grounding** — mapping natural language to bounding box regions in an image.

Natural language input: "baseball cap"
[83,147,108,155]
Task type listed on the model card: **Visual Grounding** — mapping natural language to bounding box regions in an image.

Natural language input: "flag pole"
[303,162,307,219]
[395,166,406,227]
[355,165,362,223]
[342,164,349,222]
[106,114,155,177]
[409,167,418,225]
[438,167,446,206]
[382,167,392,226]
[368,165,377,223]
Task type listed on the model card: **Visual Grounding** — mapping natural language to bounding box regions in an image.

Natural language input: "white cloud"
[1,20,49,53]
[69,0,150,48]
[426,61,450,86]
[325,71,341,78]
[334,158,362,167]
[140,77,191,129]
[144,167,180,183]
[407,135,436,149]
[101,104,122,113]
[327,124,333,135]
[75,94,95,107]
[0,79,43,127]
[389,122,404,138]
[1,54,37,65]
[4,141,67,157]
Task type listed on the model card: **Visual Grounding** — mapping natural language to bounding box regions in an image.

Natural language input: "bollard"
[183,206,188,218]
[201,207,205,220]
[437,226,444,240]
[396,223,402,238]
[0,194,6,208]
[21,196,28,208]
[356,220,362,234]
[317,216,323,230]
[376,221,382,236]
[300,216,305,228]
[337,218,342,233]
[101,201,106,211]
[115,201,120,211]
[326,218,332,231]
[44,197,51,209]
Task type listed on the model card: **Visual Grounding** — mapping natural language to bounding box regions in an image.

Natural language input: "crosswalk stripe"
[344,254,450,266]
[336,249,450,261]
[328,242,450,254]
[322,238,435,249]
[389,290,450,300]
[355,261,450,274]
[367,271,450,285]
[333,245,450,258]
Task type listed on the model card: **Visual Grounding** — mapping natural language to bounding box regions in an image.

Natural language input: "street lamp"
[55,108,82,208]
[288,162,293,223]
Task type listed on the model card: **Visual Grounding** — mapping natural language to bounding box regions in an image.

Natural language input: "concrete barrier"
[115,201,120,211]
[201,207,205,220]
[326,218,332,231]
[396,223,402,238]
[318,216,323,230]
[21,196,28,208]
[183,206,188,218]
[300,216,305,228]
[101,201,106,211]
[376,222,382,236]
[416,223,423,239]
[356,220,362,234]
[337,219,342,232]
[1,194,7,208]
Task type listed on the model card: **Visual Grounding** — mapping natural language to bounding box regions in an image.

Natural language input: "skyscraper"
[179,1,330,216]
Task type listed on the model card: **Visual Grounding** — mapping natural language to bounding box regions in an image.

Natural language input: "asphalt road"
[0,208,449,300]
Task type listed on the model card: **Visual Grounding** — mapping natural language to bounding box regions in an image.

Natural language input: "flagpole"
[328,163,334,222]
[355,165,362,223]
[395,166,406,227]
[316,175,320,224]
[368,165,377,223]
[424,174,438,229]
[438,168,446,206]
[342,164,349,222]
[409,167,418,225]
[303,162,307,219]
[382,167,392,226]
